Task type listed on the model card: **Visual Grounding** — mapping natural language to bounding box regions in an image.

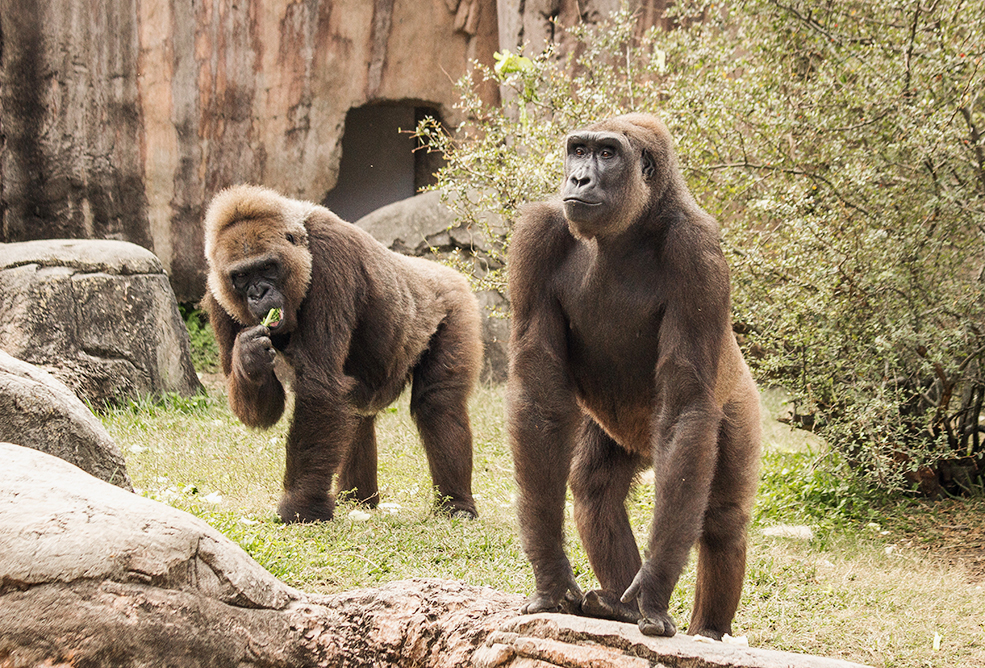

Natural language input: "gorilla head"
[204,186,314,334]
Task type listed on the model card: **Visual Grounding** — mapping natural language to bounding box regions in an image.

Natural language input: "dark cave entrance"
[322,103,445,223]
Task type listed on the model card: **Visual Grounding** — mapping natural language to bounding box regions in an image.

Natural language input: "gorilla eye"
[600,148,615,159]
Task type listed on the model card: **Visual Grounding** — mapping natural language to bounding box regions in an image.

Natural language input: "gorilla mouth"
[564,197,601,206]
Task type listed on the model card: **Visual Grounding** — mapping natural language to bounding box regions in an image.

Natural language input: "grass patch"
[100,383,985,667]
[179,303,219,373]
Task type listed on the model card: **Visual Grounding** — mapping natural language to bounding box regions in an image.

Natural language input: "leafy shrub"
[418,0,985,495]
[179,303,219,373]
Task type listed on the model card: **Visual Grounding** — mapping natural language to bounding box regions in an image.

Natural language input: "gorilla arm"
[621,256,731,637]
[507,203,583,613]
[204,292,286,429]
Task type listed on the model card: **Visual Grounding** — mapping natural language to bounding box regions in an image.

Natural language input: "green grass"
[99,384,985,668]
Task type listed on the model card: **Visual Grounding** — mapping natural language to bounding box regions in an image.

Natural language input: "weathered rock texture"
[0,0,150,249]
[0,441,309,667]
[356,191,509,382]
[0,351,132,489]
[0,239,202,404]
[0,0,501,301]
[497,0,672,52]
[0,442,872,668]
[0,0,665,304]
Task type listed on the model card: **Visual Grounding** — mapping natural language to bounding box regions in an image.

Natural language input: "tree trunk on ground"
[0,443,870,668]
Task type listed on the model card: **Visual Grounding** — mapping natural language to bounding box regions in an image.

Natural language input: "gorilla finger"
[620,567,646,604]
[582,589,641,623]
[521,596,560,615]
[560,588,584,615]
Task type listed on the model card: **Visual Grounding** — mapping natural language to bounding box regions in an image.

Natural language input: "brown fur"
[203,185,482,522]
[507,114,762,638]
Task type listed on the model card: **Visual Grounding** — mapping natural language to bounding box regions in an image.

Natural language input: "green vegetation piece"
[179,303,219,373]
[261,308,283,328]
[493,50,534,77]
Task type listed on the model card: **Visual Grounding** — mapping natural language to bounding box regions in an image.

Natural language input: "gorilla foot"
[581,589,641,624]
[638,610,678,637]
[278,494,335,523]
[521,588,583,616]
[435,496,478,520]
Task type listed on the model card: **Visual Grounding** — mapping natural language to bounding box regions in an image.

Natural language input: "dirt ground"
[892,498,985,582]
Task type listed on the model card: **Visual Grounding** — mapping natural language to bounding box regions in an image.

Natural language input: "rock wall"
[0,0,149,247]
[0,0,659,303]
[1,0,500,301]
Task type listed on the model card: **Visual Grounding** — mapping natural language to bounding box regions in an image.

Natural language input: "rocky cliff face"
[0,0,150,248]
[1,0,499,301]
[1,0,660,303]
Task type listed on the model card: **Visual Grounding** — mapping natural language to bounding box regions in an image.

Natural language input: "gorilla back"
[508,114,761,639]
[203,185,482,523]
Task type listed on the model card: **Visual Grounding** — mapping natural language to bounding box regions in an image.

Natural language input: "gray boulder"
[0,351,132,489]
[0,239,202,404]
[356,192,509,382]
[0,442,306,667]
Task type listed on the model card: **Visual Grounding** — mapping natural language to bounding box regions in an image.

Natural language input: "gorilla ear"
[641,149,656,179]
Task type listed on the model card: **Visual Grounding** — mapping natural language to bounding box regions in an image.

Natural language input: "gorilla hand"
[522,559,584,615]
[621,562,678,637]
[232,325,277,385]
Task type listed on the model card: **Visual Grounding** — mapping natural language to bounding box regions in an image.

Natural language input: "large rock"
[0,351,132,489]
[0,239,202,404]
[0,442,872,668]
[0,442,308,667]
[357,191,510,383]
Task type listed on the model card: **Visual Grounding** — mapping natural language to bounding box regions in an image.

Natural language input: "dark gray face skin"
[229,255,286,329]
[561,131,635,232]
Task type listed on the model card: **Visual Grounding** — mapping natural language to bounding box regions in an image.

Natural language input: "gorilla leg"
[571,418,646,623]
[689,379,761,639]
[410,317,479,518]
[337,415,380,507]
[279,391,357,523]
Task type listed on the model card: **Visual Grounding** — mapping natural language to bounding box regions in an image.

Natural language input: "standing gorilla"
[203,185,482,523]
[508,114,761,639]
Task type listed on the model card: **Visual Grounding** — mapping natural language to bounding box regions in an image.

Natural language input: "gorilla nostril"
[247,284,268,302]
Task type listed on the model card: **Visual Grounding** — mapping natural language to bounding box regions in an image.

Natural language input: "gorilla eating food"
[507,114,762,639]
[203,185,482,523]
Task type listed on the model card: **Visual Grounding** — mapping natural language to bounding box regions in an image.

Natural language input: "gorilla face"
[561,131,651,239]
[227,255,288,331]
